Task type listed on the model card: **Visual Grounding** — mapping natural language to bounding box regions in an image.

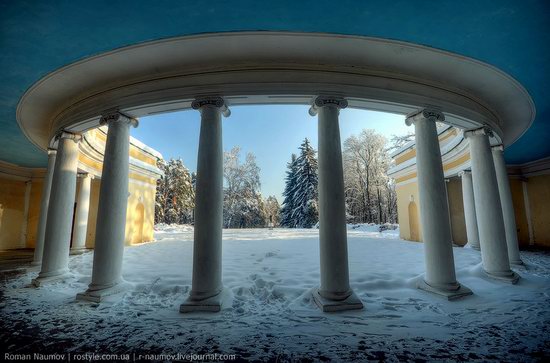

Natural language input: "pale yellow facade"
[390,126,550,248]
[0,127,162,252]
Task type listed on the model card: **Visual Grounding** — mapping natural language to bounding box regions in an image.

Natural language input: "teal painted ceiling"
[1,0,549,167]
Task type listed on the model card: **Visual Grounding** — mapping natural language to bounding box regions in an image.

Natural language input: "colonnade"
[461,128,520,282]
[30,100,522,310]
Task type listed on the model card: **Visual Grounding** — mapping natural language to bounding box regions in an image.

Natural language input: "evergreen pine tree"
[154,159,168,224]
[279,153,298,227]
[292,138,319,228]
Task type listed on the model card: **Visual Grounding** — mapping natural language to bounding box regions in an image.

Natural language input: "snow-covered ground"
[1,226,549,361]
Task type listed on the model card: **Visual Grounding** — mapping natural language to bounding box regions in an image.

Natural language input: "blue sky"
[131,105,408,202]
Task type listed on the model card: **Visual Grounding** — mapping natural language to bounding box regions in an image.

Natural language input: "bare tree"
[343,129,398,224]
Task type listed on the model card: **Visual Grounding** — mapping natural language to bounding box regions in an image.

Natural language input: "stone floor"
[0,249,36,281]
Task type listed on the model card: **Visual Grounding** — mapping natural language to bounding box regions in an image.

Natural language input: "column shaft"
[190,105,224,300]
[32,149,57,265]
[181,98,228,313]
[71,174,92,251]
[465,129,518,283]
[492,146,522,265]
[409,111,458,290]
[317,105,351,299]
[308,96,362,312]
[79,114,136,302]
[33,134,80,284]
[460,171,480,249]
[19,181,32,248]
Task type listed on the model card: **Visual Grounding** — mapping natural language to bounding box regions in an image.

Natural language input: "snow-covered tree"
[387,131,415,153]
[280,139,319,228]
[343,129,397,224]
[223,147,266,228]
[264,196,281,227]
[279,154,298,227]
[155,158,195,224]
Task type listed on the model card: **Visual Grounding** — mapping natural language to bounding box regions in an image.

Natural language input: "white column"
[464,128,518,283]
[19,180,32,248]
[71,173,92,252]
[492,145,523,265]
[309,96,363,312]
[444,178,455,244]
[32,133,80,286]
[406,109,471,299]
[181,97,229,313]
[77,113,137,302]
[32,149,57,265]
[522,180,534,245]
[459,170,480,250]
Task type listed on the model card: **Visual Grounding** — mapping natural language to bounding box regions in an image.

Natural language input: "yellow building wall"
[527,174,550,247]
[1,140,159,251]
[509,178,530,247]
[84,178,101,249]
[0,179,26,249]
[125,180,157,245]
[396,182,422,242]
[446,178,467,246]
[394,174,550,249]
[25,179,44,248]
[83,177,157,248]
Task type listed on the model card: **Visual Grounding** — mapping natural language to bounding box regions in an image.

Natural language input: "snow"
[1,226,549,361]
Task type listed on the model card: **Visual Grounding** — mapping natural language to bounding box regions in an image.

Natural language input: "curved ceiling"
[1,0,549,167]
[16,32,533,153]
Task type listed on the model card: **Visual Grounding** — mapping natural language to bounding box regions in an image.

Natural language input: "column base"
[465,243,481,251]
[180,288,227,313]
[69,248,90,255]
[510,259,524,266]
[417,279,473,300]
[482,269,520,284]
[312,288,364,312]
[31,274,67,287]
[76,281,131,303]
[31,271,69,287]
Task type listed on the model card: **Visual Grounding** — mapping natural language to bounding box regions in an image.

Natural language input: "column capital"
[100,111,139,128]
[56,131,82,143]
[309,96,348,116]
[78,172,93,179]
[458,170,472,178]
[191,97,231,117]
[47,148,57,155]
[405,108,445,126]
[491,144,504,152]
[464,127,493,138]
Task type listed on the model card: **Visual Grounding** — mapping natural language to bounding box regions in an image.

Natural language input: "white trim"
[508,156,550,177]
[80,131,163,178]
[390,124,453,158]
[389,132,470,180]
[395,177,419,187]
[97,126,163,160]
[16,32,534,155]
[0,160,46,180]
